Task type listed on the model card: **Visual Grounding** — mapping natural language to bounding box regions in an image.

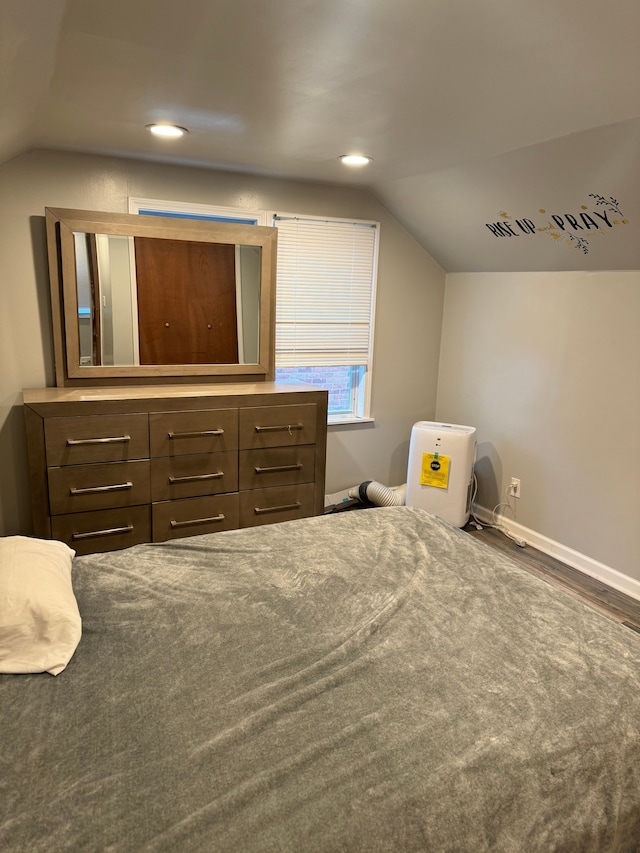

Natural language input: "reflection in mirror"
[73,233,261,368]
[44,207,277,386]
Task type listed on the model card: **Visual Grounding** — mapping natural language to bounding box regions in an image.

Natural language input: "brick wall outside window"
[275,366,352,414]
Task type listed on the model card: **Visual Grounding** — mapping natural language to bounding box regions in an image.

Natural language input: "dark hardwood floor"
[463,522,640,633]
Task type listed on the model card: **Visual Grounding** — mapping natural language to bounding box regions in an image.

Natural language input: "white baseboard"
[472,504,640,604]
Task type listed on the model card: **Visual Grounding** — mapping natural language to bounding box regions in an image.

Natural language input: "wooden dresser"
[23,383,327,555]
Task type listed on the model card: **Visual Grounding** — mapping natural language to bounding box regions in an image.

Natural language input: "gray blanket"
[2,506,640,852]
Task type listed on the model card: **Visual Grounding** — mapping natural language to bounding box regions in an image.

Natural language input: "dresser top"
[23,383,328,417]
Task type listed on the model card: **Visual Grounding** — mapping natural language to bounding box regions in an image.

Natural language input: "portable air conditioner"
[405,421,477,527]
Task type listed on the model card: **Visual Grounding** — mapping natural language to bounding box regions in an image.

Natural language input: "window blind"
[273,215,378,367]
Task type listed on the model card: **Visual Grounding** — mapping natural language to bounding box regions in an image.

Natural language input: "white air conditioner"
[405,421,477,527]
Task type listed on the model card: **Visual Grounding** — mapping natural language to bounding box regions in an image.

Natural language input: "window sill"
[327,416,375,427]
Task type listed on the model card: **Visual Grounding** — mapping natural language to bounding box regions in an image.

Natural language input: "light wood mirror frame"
[45,207,278,387]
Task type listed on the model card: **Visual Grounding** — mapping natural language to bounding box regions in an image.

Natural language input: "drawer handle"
[254,423,303,435]
[254,501,302,515]
[69,482,133,495]
[170,514,226,529]
[66,435,131,446]
[168,429,224,439]
[72,524,134,541]
[254,463,303,474]
[168,472,224,484]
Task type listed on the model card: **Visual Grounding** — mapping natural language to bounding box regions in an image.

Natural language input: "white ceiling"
[2,0,639,271]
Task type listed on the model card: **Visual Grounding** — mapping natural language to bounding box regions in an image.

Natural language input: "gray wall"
[436,271,640,581]
[0,149,445,535]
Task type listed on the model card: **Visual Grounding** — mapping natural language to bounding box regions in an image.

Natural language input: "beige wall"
[436,271,640,581]
[0,149,445,535]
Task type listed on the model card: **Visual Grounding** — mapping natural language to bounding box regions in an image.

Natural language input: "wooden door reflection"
[135,237,239,364]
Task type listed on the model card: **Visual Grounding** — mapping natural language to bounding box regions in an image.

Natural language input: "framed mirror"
[45,207,278,386]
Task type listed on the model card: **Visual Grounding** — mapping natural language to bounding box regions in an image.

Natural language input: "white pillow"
[0,536,81,676]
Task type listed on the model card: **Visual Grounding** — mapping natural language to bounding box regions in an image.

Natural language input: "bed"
[2,506,640,852]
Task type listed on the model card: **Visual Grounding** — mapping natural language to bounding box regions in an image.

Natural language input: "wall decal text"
[485,194,628,254]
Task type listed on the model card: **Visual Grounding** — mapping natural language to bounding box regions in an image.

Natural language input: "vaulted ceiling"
[2,0,639,271]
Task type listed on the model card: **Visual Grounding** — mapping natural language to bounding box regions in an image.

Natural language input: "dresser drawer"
[45,414,149,466]
[152,493,240,541]
[239,483,316,528]
[151,451,238,501]
[239,445,315,491]
[51,505,151,555]
[48,460,151,515]
[239,404,317,449]
[150,409,238,457]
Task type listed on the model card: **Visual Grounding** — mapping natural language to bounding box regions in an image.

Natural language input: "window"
[272,214,378,422]
[129,199,379,423]
[128,198,266,225]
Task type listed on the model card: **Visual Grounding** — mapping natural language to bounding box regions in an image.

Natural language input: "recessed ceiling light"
[339,154,373,166]
[146,124,189,138]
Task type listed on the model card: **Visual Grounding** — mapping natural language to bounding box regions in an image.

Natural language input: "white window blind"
[273,215,378,368]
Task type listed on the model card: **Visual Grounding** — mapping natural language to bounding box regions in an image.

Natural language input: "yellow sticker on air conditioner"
[419,453,450,489]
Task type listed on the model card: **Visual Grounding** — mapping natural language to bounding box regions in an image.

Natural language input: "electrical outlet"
[509,477,521,499]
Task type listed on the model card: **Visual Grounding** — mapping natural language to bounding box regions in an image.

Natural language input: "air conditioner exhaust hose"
[348,481,406,507]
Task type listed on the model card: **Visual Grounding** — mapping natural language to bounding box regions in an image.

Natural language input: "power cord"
[470,474,526,548]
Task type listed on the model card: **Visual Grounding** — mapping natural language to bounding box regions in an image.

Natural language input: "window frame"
[271,211,379,424]
[128,198,267,225]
